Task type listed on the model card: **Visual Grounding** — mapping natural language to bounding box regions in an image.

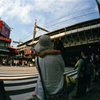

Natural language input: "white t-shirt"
[35,54,65,100]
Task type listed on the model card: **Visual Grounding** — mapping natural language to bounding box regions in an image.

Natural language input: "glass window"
[71,40,73,43]
[82,37,85,41]
[66,41,68,44]
[76,39,79,42]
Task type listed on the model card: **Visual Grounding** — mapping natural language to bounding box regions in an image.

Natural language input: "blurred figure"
[91,52,98,82]
[96,55,100,78]
[74,56,80,70]
[86,56,93,92]
[73,51,87,98]
[22,60,24,67]
[10,59,12,66]
[53,40,67,66]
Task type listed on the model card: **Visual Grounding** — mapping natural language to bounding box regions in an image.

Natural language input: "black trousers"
[76,77,86,96]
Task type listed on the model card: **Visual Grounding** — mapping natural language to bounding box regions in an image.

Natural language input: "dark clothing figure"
[53,40,67,66]
[92,56,98,82]
[76,77,87,96]
[73,51,87,99]
[76,57,87,96]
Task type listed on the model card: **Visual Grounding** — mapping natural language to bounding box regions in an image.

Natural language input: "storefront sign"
[24,50,28,55]
[0,36,12,42]
[0,20,3,27]
[28,49,31,54]
[1,22,10,38]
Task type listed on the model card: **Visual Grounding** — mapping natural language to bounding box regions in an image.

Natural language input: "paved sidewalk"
[29,75,100,100]
[68,76,100,100]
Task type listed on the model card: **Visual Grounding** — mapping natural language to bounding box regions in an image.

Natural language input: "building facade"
[0,20,17,65]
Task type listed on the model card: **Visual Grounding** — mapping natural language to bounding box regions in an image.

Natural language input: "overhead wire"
[45,11,99,28]
[44,6,97,25]
[19,6,98,41]
[34,11,99,34]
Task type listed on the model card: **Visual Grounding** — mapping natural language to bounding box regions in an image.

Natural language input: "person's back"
[34,35,65,100]
[36,54,64,94]
[73,51,87,98]
[35,54,65,100]
[77,57,87,77]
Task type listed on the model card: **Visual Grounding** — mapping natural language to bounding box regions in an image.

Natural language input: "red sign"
[0,36,12,42]
[0,20,3,27]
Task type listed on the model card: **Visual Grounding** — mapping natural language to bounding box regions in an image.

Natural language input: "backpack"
[65,75,76,95]
[81,58,93,76]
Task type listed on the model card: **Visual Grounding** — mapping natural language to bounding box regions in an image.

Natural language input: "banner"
[24,50,28,55]
[0,36,12,42]
[28,49,31,54]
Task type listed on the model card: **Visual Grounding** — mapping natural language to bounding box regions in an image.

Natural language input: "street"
[0,66,77,100]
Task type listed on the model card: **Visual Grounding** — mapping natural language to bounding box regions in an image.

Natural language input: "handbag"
[37,56,67,100]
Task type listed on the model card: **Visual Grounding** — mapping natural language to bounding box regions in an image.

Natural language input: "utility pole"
[95,0,100,16]
[32,19,50,42]
[13,40,23,45]
[33,19,37,42]
[36,25,50,32]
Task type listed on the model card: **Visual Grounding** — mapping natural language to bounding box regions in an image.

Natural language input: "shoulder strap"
[81,57,85,61]
[37,57,46,100]
[81,58,88,63]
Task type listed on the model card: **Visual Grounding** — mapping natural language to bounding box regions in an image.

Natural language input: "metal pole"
[33,19,37,42]
[36,25,50,32]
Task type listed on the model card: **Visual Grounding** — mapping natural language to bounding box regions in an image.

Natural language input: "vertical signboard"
[0,20,3,34]
[28,49,31,54]
[24,50,28,55]
[1,22,11,38]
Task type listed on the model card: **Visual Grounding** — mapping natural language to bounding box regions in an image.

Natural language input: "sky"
[0,0,100,47]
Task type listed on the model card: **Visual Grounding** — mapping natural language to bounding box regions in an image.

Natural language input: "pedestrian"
[32,41,62,97]
[73,51,87,98]
[33,40,75,100]
[2,59,5,65]
[91,52,98,82]
[96,55,100,78]
[74,56,80,70]
[86,56,93,92]
[14,59,15,66]
[22,60,24,67]
[33,35,67,100]
[10,59,12,66]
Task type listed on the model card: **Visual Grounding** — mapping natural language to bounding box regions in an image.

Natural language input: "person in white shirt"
[34,35,66,100]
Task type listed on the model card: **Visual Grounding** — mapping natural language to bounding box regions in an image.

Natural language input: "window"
[66,41,68,44]
[76,39,79,42]
[71,40,73,43]
[82,37,85,41]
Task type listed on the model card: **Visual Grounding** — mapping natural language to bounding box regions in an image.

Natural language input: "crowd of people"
[0,58,34,67]
[32,35,100,100]
[73,51,100,98]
